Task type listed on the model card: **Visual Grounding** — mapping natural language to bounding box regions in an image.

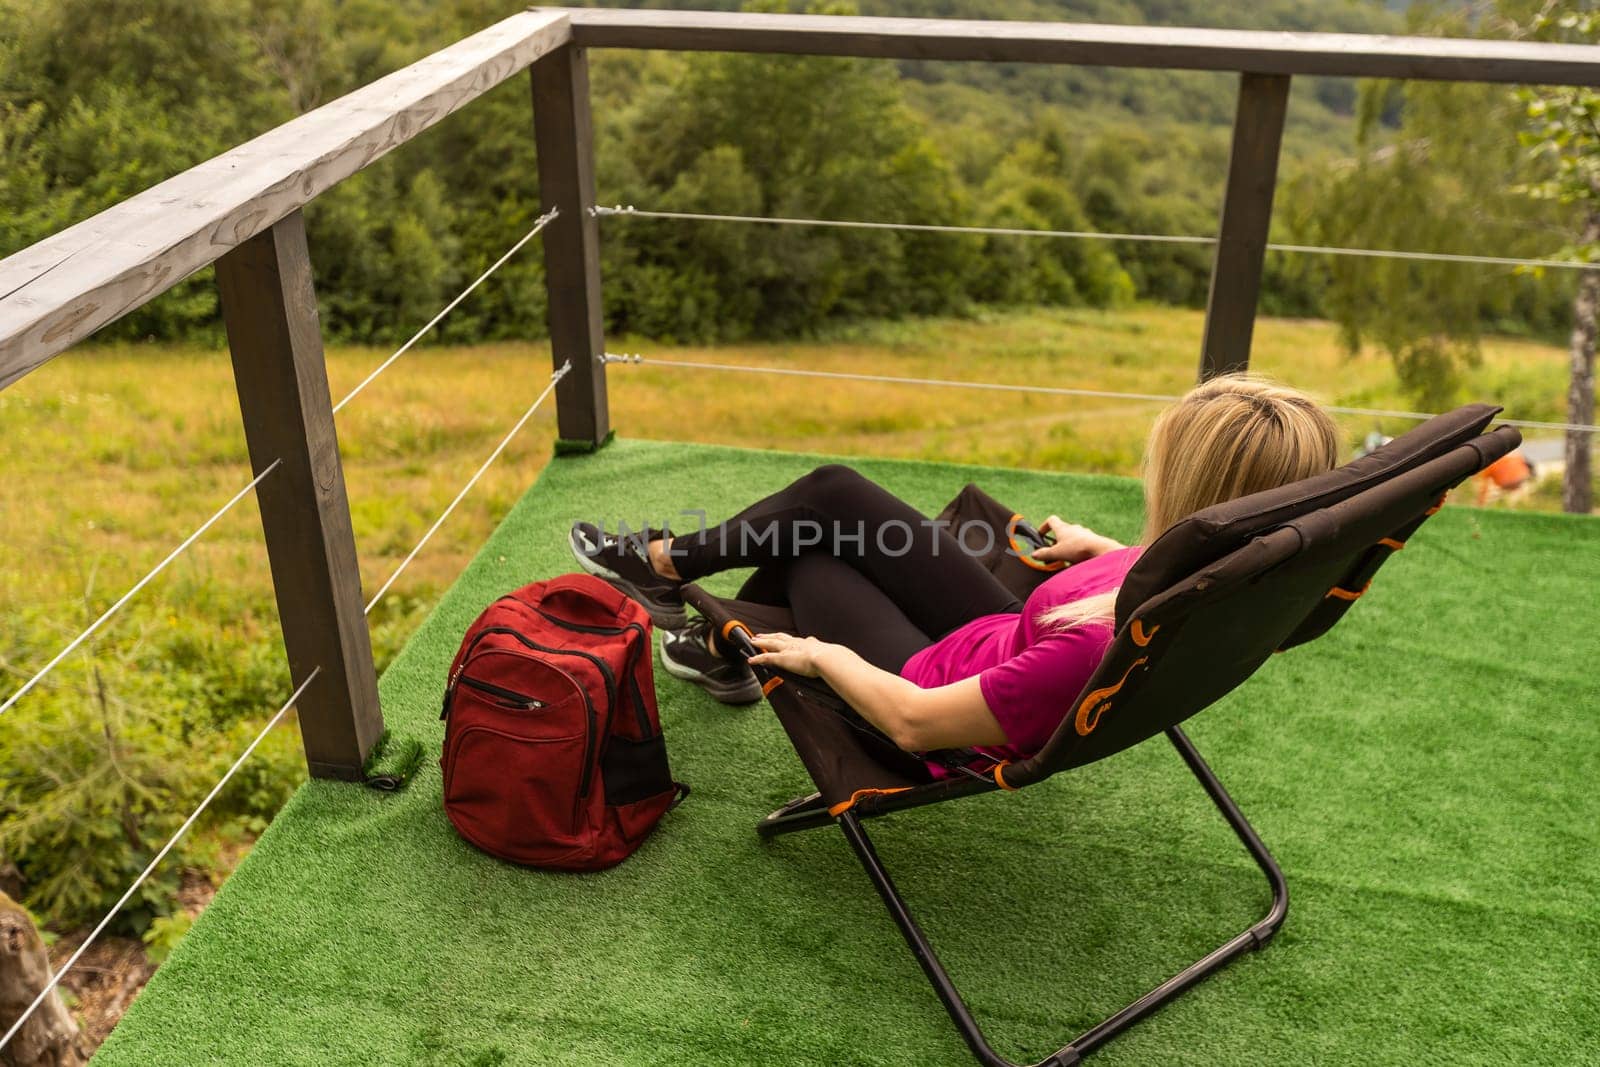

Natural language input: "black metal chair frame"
[722,622,1287,1067]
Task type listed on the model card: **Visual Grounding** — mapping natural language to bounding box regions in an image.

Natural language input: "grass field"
[0,305,1588,1032]
[2,304,1579,618]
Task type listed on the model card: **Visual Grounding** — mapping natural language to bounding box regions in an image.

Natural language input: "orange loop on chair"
[1130,619,1159,647]
[827,786,912,817]
[761,676,783,696]
[1378,537,1406,551]
[992,761,1017,791]
[1326,582,1371,602]
[1074,656,1149,736]
[1009,512,1066,573]
[721,618,750,641]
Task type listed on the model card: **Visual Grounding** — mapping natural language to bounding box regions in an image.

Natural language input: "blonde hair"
[1042,373,1340,630]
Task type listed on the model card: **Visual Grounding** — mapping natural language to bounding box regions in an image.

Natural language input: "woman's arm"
[747,633,1008,752]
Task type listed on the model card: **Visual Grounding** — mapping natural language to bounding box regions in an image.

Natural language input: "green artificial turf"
[95,439,1600,1066]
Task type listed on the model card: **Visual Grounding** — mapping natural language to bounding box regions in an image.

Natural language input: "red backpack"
[440,574,686,870]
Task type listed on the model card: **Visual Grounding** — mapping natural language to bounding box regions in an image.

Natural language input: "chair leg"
[756,791,833,839]
[832,726,1288,1067]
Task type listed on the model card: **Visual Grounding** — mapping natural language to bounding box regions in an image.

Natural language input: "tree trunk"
[0,894,87,1067]
[1563,206,1600,515]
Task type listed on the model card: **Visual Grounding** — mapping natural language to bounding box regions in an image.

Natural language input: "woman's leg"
[783,552,933,674]
[670,465,1019,638]
[781,552,938,779]
[732,560,790,606]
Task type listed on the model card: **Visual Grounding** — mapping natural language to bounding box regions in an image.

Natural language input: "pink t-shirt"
[900,546,1143,776]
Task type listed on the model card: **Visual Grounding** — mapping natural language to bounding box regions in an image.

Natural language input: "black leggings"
[671,465,1021,673]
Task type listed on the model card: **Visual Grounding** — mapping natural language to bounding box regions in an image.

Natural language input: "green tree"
[0,0,280,342]
[601,1,975,340]
[3,0,1409,350]
[0,0,479,348]
[0,607,300,931]
[1287,44,1571,411]
[1292,0,1596,512]
[972,124,1134,309]
[1065,121,1228,307]
[1514,2,1600,513]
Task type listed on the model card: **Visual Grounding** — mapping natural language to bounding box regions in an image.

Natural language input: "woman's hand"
[747,632,833,677]
[1033,515,1125,565]
[749,635,1007,751]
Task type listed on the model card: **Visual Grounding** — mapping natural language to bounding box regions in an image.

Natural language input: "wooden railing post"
[216,210,383,780]
[1199,72,1291,381]
[532,44,610,450]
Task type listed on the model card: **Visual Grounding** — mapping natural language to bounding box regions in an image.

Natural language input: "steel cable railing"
[591,204,1600,273]
[598,352,1600,436]
[592,202,1597,435]
[0,355,567,1054]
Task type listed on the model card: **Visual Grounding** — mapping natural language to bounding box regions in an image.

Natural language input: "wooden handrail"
[562,7,1600,84]
[0,8,570,391]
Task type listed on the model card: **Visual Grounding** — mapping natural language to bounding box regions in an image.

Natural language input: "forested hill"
[2,0,1458,352]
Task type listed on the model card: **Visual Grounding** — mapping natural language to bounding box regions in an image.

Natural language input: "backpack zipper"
[529,605,644,639]
[457,674,546,711]
[453,625,619,714]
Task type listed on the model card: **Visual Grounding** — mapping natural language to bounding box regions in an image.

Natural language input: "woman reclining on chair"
[570,374,1339,773]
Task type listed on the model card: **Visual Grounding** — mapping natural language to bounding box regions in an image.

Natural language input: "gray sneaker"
[659,617,762,705]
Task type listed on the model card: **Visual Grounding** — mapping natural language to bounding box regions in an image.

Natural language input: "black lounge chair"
[678,404,1520,1067]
